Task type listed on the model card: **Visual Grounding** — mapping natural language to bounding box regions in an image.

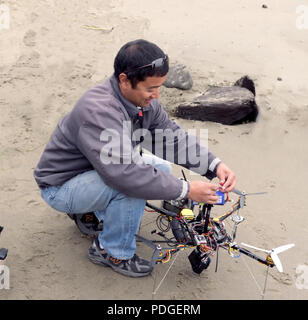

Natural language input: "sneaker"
[88,238,153,277]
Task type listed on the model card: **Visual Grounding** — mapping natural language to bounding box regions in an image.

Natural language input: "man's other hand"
[216,162,236,193]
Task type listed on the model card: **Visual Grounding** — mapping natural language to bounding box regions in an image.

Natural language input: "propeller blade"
[245,192,268,196]
[271,252,283,272]
[232,189,267,196]
[241,242,270,253]
[232,188,245,196]
[273,243,295,254]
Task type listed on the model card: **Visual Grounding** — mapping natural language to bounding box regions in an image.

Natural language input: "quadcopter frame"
[67,187,294,298]
[138,198,276,272]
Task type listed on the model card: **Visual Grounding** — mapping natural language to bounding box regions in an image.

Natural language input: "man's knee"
[142,154,172,174]
[156,161,172,174]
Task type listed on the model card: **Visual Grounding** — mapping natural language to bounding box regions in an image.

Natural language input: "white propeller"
[274,244,295,254]
[241,242,270,253]
[241,242,295,272]
[231,189,267,209]
[232,189,268,196]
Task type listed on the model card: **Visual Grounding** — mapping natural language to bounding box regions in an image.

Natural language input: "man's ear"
[118,73,130,88]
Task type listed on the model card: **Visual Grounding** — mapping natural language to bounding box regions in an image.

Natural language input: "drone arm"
[146,201,177,218]
[231,244,274,268]
[213,200,241,222]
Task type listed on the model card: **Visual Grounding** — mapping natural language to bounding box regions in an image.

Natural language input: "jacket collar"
[109,75,150,119]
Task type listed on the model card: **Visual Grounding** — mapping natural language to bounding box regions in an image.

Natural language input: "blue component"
[215,191,226,205]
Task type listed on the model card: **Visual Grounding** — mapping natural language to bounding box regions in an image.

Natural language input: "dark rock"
[175,76,259,125]
[234,75,255,96]
[163,64,193,90]
[262,4,268,9]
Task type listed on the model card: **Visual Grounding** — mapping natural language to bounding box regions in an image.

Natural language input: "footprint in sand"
[23,30,36,47]
[269,270,293,286]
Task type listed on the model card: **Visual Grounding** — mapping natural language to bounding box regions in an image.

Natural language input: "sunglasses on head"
[124,55,168,74]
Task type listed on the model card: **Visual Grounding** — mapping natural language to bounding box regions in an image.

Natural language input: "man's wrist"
[175,180,190,201]
[209,157,221,174]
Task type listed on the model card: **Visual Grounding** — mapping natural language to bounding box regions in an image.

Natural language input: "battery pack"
[215,190,226,205]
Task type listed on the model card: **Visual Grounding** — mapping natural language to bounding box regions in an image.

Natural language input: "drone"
[67,181,294,299]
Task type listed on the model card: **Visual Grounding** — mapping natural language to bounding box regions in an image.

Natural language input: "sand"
[0,0,308,300]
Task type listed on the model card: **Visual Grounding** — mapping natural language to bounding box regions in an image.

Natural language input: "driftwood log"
[175,76,259,125]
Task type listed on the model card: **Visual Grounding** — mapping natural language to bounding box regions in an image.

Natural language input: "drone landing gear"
[135,234,162,270]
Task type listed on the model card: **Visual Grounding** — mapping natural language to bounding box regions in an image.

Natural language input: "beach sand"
[0,0,308,299]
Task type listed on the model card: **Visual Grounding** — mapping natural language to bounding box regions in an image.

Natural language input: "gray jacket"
[34,75,221,200]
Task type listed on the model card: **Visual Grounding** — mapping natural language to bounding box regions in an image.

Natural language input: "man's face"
[119,74,167,108]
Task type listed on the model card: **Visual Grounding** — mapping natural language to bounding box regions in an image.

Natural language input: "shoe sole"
[88,248,152,278]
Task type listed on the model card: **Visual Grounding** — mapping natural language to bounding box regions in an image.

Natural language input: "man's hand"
[186,163,236,203]
[216,162,236,192]
[186,181,219,204]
